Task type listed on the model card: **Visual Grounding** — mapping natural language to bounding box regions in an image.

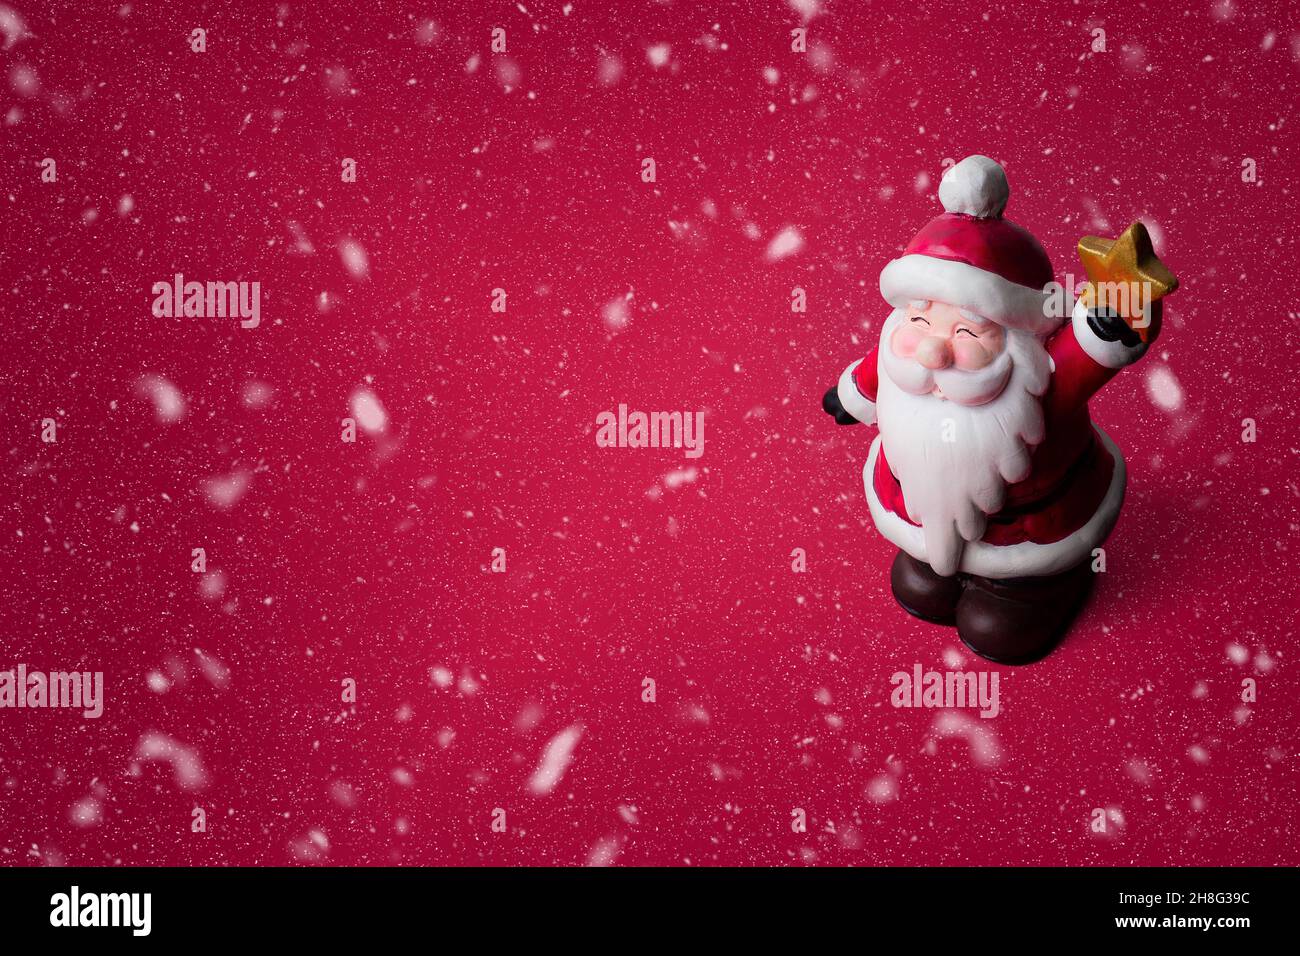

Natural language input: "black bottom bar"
[0,866,1289,941]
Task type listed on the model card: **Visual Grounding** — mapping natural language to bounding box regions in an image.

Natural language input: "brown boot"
[890,551,962,625]
[955,562,1095,665]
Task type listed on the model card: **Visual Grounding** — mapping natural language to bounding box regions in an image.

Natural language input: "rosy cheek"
[892,325,922,358]
[952,339,994,370]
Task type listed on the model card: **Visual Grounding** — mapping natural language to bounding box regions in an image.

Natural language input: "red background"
[2,0,1297,866]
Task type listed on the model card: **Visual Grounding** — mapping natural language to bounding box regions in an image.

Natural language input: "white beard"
[875,309,1053,577]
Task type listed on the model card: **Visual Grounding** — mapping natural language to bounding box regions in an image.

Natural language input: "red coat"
[843,303,1152,578]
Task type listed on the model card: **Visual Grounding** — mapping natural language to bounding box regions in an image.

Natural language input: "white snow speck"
[495,58,521,90]
[866,774,899,803]
[457,671,480,696]
[515,702,544,733]
[787,0,823,21]
[202,470,250,511]
[0,5,31,50]
[289,829,330,862]
[8,62,36,96]
[527,724,583,796]
[350,388,387,434]
[646,43,671,68]
[136,732,208,790]
[146,671,170,694]
[330,781,357,807]
[601,295,631,332]
[663,466,698,490]
[287,220,315,255]
[68,797,102,828]
[242,380,273,409]
[339,238,369,280]
[1145,364,1184,412]
[193,648,230,690]
[199,569,226,601]
[414,19,439,46]
[136,374,185,423]
[930,711,1001,767]
[1210,0,1237,23]
[765,226,804,262]
[598,53,623,86]
[586,835,621,867]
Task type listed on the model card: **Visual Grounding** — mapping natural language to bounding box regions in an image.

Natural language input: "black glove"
[1086,307,1142,348]
[822,386,860,425]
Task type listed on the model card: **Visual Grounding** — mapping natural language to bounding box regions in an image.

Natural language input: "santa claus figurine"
[823,155,1177,664]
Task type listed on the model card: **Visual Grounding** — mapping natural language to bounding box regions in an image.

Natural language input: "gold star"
[1077,221,1179,315]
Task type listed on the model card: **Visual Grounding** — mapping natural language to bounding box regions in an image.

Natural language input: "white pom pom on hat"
[938,155,1009,219]
[878,154,1060,334]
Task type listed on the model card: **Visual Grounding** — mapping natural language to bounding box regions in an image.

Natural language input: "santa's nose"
[915,336,952,370]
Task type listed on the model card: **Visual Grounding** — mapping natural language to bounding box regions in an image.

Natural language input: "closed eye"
[910,316,930,326]
[955,327,978,338]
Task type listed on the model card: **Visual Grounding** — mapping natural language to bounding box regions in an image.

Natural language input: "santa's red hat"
[879,155,1058,335]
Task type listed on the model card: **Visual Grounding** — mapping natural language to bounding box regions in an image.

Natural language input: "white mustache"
[880,338,1014,406]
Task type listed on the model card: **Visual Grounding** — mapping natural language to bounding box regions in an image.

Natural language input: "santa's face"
[887,301,1011,405]
[891,300,1003,370]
